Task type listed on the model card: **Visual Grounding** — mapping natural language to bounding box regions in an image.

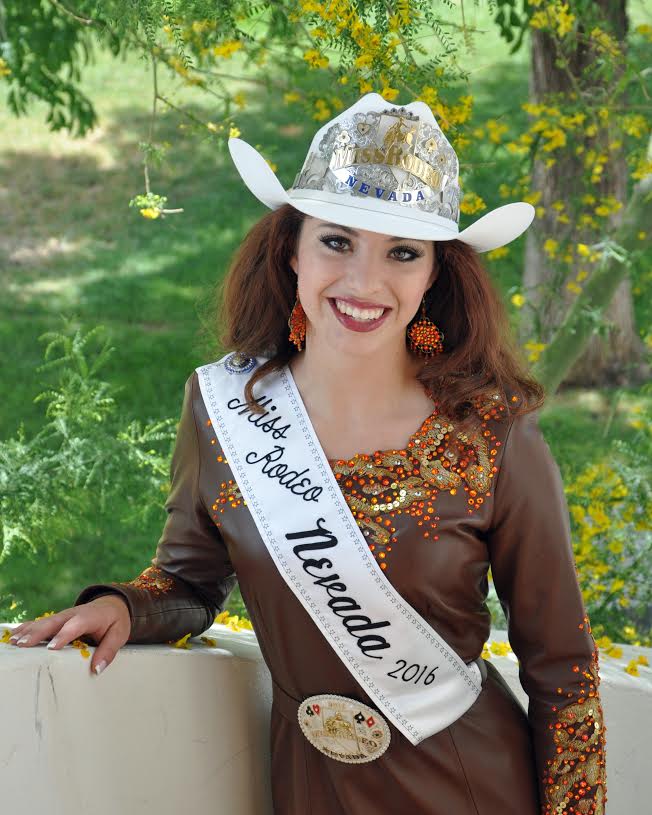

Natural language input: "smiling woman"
[57,92,606,815]
[214,201,545,443]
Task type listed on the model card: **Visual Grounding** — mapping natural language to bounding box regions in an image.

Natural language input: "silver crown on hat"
[290,105,462,225]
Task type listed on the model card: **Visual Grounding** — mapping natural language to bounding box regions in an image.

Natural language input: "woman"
[9,93,607,814]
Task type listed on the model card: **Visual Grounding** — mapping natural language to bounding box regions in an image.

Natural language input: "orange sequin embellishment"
[124,565,175,596]
[543,615,607,814]
[327,400,503,568]
[211,393,508,568]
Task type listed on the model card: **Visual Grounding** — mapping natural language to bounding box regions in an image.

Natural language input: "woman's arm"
[487,409,607,815]
[73,372,238,643]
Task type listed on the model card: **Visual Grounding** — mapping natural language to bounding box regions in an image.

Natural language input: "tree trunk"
[521,0,649,390]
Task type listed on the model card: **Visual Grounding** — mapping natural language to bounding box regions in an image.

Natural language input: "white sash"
[196,352,482,746]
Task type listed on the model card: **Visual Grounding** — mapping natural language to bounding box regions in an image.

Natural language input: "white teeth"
[334,299,385,320]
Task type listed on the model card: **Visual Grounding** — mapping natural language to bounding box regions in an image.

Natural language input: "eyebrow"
[316,222,427,244]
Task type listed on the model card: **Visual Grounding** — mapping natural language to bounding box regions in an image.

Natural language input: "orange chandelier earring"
[288,288,306,351]
[407,294,444,357]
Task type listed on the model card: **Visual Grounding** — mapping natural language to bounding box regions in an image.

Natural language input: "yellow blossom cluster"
[215,610,254,631]
[486,119,509,145]
[309,94,344,121]
[565,459,652,636]
[523,340,547,363]
[636,23,652,42]
[528,1,576,39]
[480,640,514,660]
[621,114,649,139]
[459,191,486,215]
[0,57,11,77]
[303,48,329,69]
[486,246,510,261]
[589,26,622,58]
[632,156,652,181]
[214,40,244,59]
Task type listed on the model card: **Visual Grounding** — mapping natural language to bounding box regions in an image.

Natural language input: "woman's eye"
[318,235,423,261]
[391,247,421,262]
[320,235,349,251]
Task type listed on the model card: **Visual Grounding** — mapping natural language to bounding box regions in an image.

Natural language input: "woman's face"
[289,216,437,358]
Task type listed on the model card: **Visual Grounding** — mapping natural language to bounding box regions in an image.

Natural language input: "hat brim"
[228,138,535,253]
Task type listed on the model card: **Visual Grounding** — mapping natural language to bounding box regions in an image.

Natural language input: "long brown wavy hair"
[201,204,545,438]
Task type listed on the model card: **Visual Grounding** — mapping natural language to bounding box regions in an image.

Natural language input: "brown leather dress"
[75,369,607,815]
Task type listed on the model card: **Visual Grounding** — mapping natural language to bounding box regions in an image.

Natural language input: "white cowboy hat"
[227,92,535,253]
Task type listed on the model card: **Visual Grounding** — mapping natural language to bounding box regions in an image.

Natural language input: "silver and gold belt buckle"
[298,693,391,764]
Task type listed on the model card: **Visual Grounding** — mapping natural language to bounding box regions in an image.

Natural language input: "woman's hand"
[8,595,132,675]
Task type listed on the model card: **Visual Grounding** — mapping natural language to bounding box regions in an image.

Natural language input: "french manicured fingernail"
[9,635,19,642]
[17,636,30,645]
[46,638,59,649]
[94,660,107,675]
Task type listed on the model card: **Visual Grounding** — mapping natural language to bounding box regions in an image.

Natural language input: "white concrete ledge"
[1,623,650,814]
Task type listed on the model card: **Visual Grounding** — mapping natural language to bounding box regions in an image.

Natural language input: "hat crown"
[290,93,462,226]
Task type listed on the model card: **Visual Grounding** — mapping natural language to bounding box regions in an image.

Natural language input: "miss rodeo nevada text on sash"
[73,93,607,814]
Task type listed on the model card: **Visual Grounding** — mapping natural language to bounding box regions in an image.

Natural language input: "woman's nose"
[343,250,385,292]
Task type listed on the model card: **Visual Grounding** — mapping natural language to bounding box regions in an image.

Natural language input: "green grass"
[1,4,650,622]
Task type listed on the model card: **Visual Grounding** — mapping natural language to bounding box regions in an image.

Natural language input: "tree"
[525,0,649,389]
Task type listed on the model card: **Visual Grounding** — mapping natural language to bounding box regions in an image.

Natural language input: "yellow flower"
[636,655,649,666]
[171,633,193,649]
[313,98,331,121]
[233,92,246,109]
[140,208,161,219]
[636,23,652,41]
[303,49,329,69]
[511,293,525,308]
[417,86,439,108]
[576,243,591,257]
[486,119,508,144]
[354,53,374,69]
[213,40,243,59]
[284,91,301,104]
[624,660,639,676]
[459,192,486,215]
[566,281,582,295]
[266,159,278,172]
[498,183,512,198]
[359,79,373,94]
[523,190,542,206]
[0,57,11,77]
[542,127,566,151]
[524,341,547,363]
[637,231,646,240]
[489,641,512,656]
[486,246,509,260]
[543,238,558,258]
[229,125,241,138]
[206,121,222,133]
[590,26,621,57]
[381,86,399,102]
[200,636,218,647]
